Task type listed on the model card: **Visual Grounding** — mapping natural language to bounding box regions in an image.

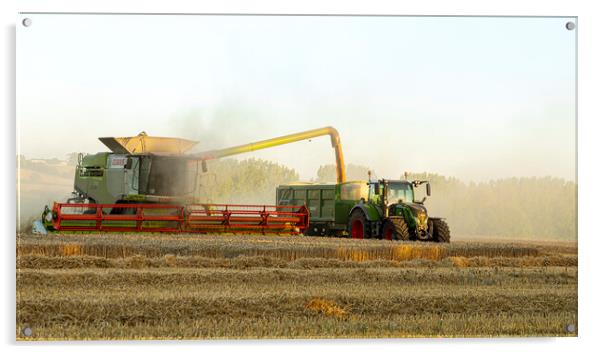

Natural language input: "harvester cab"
[69,132,202,207]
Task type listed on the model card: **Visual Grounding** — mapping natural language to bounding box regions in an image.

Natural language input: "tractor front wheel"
[348,209,368,239]
[382,217,411,241]
[431,218,451,243]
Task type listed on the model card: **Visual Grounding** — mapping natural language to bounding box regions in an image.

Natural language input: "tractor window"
[387,183,414,203]
[340,182,369,201]
[368,183,380,203]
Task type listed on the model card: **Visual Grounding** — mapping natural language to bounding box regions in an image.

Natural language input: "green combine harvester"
[276,175,450,242]
[35,127,344,235]
[34,125,450,242]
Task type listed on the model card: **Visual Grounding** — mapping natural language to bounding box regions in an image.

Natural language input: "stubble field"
[16,233,577,340]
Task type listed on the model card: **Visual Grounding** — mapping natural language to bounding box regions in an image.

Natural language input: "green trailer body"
[276,181,372,236]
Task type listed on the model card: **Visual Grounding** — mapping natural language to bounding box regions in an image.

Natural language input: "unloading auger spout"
[190,126,347,184]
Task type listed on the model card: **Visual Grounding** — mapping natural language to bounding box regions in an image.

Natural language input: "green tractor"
[276,176,450,242]
[349,178,450,242]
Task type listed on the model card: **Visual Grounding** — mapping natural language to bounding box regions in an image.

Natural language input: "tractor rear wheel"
[348,209,368,239]
[382,217,411,241]
[431,218,451,243]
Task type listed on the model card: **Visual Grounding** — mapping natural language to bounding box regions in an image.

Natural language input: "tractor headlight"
[416,212,428,225]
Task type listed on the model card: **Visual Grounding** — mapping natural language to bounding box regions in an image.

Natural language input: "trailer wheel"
[348,209,368,239]
[431,218,451,243]
[382,217,410,241]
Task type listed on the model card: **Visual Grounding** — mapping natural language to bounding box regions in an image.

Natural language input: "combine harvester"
[36,127,346,235]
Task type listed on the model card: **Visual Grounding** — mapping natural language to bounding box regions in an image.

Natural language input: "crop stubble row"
[16,233,578,339]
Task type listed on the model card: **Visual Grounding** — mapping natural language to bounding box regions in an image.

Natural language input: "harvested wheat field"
[16,233,577,340]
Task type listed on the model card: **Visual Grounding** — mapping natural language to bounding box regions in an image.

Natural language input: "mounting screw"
[566,324,576,333]
[22,18,32,27]
[22,326,32,337]
[565,21,575,30]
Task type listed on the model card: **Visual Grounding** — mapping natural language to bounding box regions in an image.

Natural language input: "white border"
[3,1,601,353]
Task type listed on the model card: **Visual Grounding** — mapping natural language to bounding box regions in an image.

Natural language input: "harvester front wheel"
[382,217,411,241]
[431,218,451,243]
[82,198,97,214]
[348,209,368,239]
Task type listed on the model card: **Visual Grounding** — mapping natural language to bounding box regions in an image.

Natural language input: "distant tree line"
[198,158,299,205]
[315,163,372,182]
[18,153,576,240]
[404,172,576,240]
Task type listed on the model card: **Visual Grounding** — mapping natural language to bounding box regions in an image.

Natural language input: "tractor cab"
[358,176,445,241]
[369,179,430,208]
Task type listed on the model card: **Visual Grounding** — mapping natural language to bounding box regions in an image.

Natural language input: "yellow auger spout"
[192,126,346,183]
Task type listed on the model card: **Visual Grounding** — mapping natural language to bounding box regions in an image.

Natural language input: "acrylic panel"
[16,13,577,340]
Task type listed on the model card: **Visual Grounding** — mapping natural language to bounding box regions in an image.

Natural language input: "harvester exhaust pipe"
[191,126,347,183]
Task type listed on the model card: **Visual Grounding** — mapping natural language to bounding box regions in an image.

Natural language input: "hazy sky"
[17,14,576,181]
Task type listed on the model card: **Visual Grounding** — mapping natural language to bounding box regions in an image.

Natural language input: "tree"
[316,164,372,183]
[198,158,300,204]
[403,172,576,240]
